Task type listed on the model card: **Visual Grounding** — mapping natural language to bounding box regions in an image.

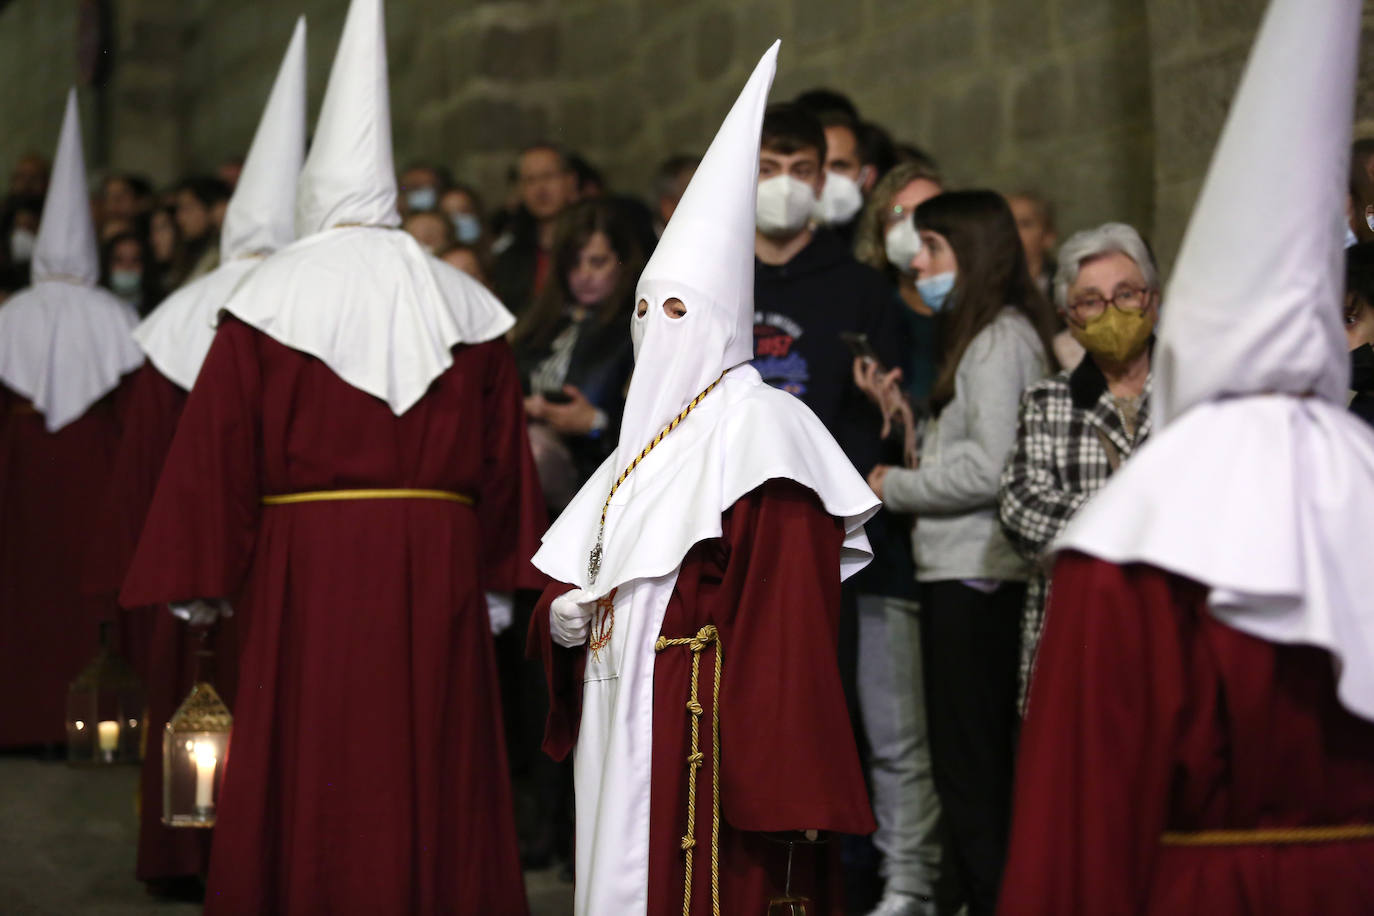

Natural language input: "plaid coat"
[998,355,1153,709]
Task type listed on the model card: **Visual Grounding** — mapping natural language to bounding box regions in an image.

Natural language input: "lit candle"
[193,742,218,812]
[97,720,119,759]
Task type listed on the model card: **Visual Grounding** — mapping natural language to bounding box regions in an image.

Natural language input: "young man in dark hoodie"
[1346,242,1374,427]
[752,103,940,916]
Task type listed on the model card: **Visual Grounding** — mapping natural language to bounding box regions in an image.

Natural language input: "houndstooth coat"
[998,354,1152,711]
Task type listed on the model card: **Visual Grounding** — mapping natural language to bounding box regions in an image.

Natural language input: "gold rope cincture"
[1160,824,1374,847]
[261,488,473,506]
[655,625,723,916]
[587,368,729,585]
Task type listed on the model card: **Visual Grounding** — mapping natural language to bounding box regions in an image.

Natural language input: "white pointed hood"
[0,89,142,431]
[533,42,879,601]
[32,89,99,286]
[134,17,307,392]
[1057,0,1374,722]
[294,0,398,235]
[618,42,777,463]
[220,16,307,261]
[217,0,512,415]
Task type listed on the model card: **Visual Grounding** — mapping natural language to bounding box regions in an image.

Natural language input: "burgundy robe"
[85,361,241,883]
[531,479,876,914]
[0,381,132,746]
[121,318,546,915]
[1000,552,1374,915]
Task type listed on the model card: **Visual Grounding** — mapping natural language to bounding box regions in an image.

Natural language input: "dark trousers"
[920,580,1024,916]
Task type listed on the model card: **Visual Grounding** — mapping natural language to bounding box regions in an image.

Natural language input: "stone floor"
[0,754,573,915]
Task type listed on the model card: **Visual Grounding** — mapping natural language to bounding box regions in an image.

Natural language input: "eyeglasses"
[1068,287,1150,320]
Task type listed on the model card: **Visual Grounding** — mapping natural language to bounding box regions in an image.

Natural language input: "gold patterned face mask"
[1073,305,1156,365]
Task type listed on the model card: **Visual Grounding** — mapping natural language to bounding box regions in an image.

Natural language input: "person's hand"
[867,465,892,502]
[853,358,907,438]
[524,394,547,421]
[540,385,600,435]
[169,598,233,627]
[550,587,594,648]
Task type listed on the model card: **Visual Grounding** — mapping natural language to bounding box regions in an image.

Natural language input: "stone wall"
[3,0,1373,264]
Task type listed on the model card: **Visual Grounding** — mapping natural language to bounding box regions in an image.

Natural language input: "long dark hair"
[512,199,645,350]
[916,190,1058,413]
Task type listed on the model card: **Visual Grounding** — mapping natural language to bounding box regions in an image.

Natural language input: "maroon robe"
[0,381,133,747]
[121,318,546,915]
[531,479,876,915]
[84,361,241,883]
[1000,552,1374,915]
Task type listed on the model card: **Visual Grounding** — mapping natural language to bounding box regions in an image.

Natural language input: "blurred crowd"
[5,80,1374,916]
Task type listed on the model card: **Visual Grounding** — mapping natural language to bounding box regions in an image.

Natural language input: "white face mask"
[815,171,865,225]
[10,228,36,264]
[755,175,817,237]
[884,218,922,274]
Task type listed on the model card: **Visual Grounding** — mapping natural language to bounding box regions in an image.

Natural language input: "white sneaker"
[865,890,936,916]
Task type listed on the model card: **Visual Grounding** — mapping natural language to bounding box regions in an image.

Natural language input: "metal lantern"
[162,682,232,828]
[66,621,144,765]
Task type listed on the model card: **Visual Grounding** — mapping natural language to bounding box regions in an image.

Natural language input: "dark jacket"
[515,310,634,485]
[752,228,915,598]
[1351,344,1374,429]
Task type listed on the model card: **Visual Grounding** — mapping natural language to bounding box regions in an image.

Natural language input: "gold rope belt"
[9,403,37,416]
[1161,824,1374,847]
[654,625,723,916]
[261,488,473,506]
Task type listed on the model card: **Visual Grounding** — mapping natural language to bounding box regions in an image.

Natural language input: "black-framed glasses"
[1068,286,1149,320]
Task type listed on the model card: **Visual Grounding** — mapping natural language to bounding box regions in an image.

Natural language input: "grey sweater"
[884,308,1048,583]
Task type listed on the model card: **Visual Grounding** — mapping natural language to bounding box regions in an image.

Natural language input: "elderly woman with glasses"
[996,222,1160,710]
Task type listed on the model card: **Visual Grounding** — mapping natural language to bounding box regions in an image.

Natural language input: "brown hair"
[853,160,944,277]
[916,190,1059,413]
[512,199,645,349]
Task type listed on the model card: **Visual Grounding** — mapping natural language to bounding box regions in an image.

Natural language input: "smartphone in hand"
[840,331,884,368]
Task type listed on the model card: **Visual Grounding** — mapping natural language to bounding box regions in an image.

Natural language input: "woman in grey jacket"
[867,190,1056,916]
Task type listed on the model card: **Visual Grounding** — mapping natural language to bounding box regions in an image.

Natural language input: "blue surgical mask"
[110,269,143,298]
[406,187,438,212]
[916,271,957,312]
[451,212,482,244]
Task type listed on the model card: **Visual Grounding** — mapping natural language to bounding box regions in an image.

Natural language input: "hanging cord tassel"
[655,625,723,916]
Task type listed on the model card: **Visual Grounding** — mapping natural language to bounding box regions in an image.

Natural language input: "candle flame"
[192,741,218,767]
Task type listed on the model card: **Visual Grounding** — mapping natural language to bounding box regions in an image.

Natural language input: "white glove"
[549,588,594,648]
[169,598,234,626]
[485,591,513,635]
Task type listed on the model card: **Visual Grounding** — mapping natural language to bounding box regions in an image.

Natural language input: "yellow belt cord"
[654,625,723,916]
[261,488,473,506]
[1161,824,1374,846]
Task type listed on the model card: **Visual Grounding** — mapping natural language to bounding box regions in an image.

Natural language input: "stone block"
[1194,0,1266,38]
[476,22,560,81]
[1011,62,1070,142]
[1068,30,1152,132]
[695,7,736,82]
[793,0,863,49]
[640,30,690,109]
[661,106,707,154]
[1150,45,1247,184]
[990,0,1053,64]
[1058,0,1143,43]
[908,6,980,75]
[558,3,637,81]
[931,76,1002,172]
[451,95,551,153]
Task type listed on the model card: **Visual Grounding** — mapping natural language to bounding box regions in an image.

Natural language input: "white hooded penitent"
[1056,0,1374,722]
[0,89,143,432]
[219,0,512,414]
[530,44,878,915]
[134,17,307,391]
